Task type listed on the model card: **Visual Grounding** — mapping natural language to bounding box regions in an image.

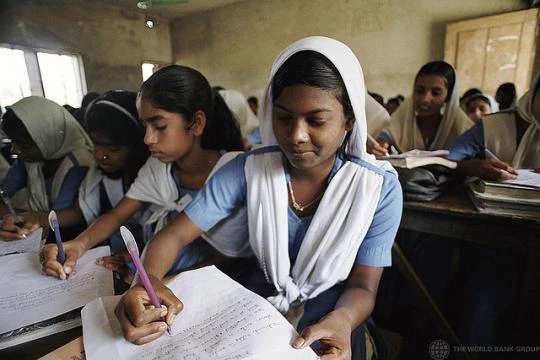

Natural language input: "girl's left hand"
[0,212,40,240]
[292,310,352,359]
[96,251,134,284]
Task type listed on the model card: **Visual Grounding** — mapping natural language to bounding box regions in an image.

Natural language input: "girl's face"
[413,74,449,118]
[272,84,354,172]
[466,98,492,122]
[139,98,195,164]
[90,132,132,176]
[11,137,43,163]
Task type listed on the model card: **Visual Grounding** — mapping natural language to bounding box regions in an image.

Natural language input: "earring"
[102,155,108,160]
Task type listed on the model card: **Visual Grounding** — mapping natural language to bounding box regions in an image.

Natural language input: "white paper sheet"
[0,227,43,256]
[503,169,540,188]
[0,246,113,334]
[82,266,319,360]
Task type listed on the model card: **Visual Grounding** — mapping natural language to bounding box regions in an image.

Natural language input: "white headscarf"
[246,36,396,321]
[385,64,474,151]
[218,89,259,137]
[8,96,94,211]
[513,73,540,168]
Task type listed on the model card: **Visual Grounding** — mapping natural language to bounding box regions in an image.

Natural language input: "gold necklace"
[287,181,324,212]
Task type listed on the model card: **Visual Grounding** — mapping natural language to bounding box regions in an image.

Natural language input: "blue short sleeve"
[447,121,485,161]
[52,166,89,209]
[0,158,27,195]
[355,171,402,267]
[184,154,247,231]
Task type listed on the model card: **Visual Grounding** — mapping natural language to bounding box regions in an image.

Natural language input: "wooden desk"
[400,187,540,345]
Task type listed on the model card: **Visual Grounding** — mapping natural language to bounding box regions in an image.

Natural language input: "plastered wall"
[0,0,172,94]
[171,0,528,101]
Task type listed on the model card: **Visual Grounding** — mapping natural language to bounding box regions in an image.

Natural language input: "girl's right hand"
[366,139,389,158]
[40,240,86,280]
[457,159,518,181]
[115,279,183,345]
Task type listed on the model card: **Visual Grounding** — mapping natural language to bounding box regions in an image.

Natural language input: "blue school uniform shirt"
[184,146,402,331]
[447,121,485,161]
[0,157,88,209]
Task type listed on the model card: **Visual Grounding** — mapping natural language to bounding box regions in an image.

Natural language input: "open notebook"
[82,266,319,360]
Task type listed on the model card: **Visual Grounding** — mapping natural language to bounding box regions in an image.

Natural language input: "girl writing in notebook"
[447,72,540,180]
[368,61,473,157]
[41,65,248,280]
[115,36,402,359]
[0,97,94,240]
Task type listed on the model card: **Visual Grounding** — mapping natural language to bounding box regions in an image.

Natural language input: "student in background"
[448,73,540,180]
[74,91,101,124]
[218,89,259,149]
[462,91,498,123]
[385,95,404,115]
[247,95,259,115]
[115,36,402,359]
[368,61,473,157]
[495,82,517,111]
[76,90,150,281]
[41,65,248,281]
[0,96,94,240]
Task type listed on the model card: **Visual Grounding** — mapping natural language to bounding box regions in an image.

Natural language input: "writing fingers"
[115,300,167,345]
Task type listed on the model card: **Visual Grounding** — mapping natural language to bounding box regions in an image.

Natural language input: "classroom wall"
[170,0,528,101]
[0,0,172,94]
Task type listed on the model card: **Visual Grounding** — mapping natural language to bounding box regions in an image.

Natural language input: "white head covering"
[513,73,540,168]
[218,89,259,137]
[246,36,396,321]
[385,63,474,151]
[8,96,94,211]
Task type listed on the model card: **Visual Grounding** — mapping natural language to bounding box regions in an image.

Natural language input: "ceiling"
[106,0,248,20]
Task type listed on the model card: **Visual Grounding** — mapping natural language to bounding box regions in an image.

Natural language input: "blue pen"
[48,210,66,264]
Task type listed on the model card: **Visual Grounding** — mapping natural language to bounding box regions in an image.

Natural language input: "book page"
[82,266,319,360]
[381,149,450,159]
[0,227,43,256]
[503,169,540,188]
[0,246,113,334]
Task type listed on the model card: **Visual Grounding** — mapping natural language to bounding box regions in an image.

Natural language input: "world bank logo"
[429,339,450,360]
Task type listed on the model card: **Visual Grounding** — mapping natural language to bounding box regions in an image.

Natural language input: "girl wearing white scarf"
[448,72,540,180]
[218,89,259,139]
[369,61,473,156]
[116,37,402,358]
[0,96,94,239]
[41,65,248,281]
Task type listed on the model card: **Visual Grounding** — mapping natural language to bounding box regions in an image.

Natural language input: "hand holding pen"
[483,148,518,180]
[0,189,24,228]
[366,133,389,157]
[120,226,173,336]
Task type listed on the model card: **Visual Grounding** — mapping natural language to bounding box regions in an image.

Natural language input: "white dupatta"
[245,36,395,320]
[9,96,94,211]
[512,73,540,168]
[126,153,251,257]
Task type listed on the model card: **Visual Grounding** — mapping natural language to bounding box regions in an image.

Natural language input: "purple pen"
[48,210,66,264]
[120,226,172,335]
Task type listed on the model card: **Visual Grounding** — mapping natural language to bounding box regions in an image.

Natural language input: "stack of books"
[466,169,540,218]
